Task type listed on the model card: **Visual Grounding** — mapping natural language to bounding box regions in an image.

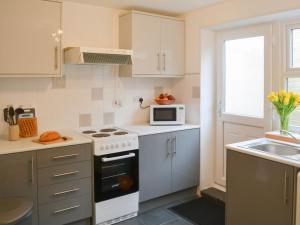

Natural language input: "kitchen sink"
[243,140,300,157]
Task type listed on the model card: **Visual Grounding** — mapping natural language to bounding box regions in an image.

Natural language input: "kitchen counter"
[120,124,200,136]
[0,131,92,155]
[227,138,300,168]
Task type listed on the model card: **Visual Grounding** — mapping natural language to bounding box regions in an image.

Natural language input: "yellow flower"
[283,97,290,105]
[295,95,300,102]
[268,94,278,102]
[294,101,299,107]
[279,90,287,97]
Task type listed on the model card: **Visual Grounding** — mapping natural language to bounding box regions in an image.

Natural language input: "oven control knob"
[115,143,119,148]
[105,145,110,150]
[110,144,114,149]
[122,142,126,147]
[100,146,104,151]
[127,141,131,146]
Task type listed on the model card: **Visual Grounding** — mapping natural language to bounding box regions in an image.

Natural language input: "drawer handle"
[53,171,79,178]
[53,188,80,196]
[54,205,80,214]
[52,153,79,160]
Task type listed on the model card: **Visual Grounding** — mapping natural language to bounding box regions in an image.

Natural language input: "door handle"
[102,153,135,162]
[171,137,177,156]
[218,101,222,117]
[54,46,58,70]
[157,53,161,71]
[167,138,172,157]
[163,53,166,71]
[283,172,288,205]
[30,156,34,184]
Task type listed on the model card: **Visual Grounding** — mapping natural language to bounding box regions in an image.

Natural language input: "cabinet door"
[226,150,294,225]
[139,133,172,202]
[132,13,161,75]
[172,129,200,192]
[161,19,184,76]
[0,0,61,76]
[0,152,38,225]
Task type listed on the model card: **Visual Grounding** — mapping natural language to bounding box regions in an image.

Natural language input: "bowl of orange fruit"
[155,93,176,105]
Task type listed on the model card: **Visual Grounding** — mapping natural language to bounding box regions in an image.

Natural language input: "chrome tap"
[281,130,300,144]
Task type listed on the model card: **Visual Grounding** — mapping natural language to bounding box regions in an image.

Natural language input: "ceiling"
[64,0,223,15]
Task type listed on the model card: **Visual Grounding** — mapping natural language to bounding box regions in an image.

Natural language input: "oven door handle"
[102,153,136,162]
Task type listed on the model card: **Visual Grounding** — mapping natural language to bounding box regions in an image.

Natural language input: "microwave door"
[153,108,177,122]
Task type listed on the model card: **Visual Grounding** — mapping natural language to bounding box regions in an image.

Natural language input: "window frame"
[283,21,300,75]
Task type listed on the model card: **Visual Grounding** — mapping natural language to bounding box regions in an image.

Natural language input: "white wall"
[181,0,300,189]
[0,2,175,136]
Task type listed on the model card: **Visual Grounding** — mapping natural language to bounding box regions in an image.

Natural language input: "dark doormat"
[168,198,225,225]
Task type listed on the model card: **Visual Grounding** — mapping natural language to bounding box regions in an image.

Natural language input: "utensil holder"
[8,125,20,141]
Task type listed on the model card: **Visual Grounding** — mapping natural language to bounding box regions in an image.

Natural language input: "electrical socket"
[133,96,143,103]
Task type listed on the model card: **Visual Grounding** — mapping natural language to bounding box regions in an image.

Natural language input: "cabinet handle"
[54,205,80,214]
[52,153,79,160]
[171,137,177,156]
[163,53,166,71]
[54,46,58,70]
[31,156,34,184]
[157,53,161,71]
[53,188,80,196]
[53,170,79,178]
[167,138,171,157]
[283,172,288,205]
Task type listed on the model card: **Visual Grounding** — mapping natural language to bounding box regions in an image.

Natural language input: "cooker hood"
[64,47,133,65]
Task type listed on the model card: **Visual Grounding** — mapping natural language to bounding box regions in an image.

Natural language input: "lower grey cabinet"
[139,132,172,202]
[139,128,200,202]
[172,129,200,192]
[226,150,294,225]
[0,143,92,225]
[0,152,38,225]
[37,144,92,225]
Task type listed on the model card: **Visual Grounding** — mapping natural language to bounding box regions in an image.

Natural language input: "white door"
[132,13,161,75]
[0,0,61,76]
[161,18,184,76]
[216,24,273,186]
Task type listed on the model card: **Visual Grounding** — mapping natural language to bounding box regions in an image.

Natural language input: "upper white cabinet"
[119,12,184,77]
[0,0,62,77]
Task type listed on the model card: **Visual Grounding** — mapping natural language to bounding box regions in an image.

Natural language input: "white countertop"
[119,124,200,136]
[0,131,92,155]
[227,138,300,168]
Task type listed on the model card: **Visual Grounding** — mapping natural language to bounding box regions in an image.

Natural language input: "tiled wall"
[0,65,176,136]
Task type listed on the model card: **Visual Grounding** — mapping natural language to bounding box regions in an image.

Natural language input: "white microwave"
[150,104,185,125]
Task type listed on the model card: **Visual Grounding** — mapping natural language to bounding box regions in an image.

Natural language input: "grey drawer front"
[39,195,92,225]
[37,144,91,168]
[38,161,91,186]
[38,178,92,205]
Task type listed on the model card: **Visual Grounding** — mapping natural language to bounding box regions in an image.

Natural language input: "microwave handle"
[102,153,136,162]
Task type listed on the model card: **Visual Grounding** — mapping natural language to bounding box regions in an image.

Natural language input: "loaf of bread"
[39,131,61,142]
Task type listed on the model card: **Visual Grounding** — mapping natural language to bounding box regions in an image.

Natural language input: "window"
[287,78,300,126]
[292,29,300,68]
[286,24,300,73]
[224,36,265,118]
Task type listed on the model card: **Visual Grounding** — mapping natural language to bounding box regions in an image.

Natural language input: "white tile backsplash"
[0,65,175,135]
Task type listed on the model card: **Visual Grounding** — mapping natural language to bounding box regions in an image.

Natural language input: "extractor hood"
[64,47,133,65]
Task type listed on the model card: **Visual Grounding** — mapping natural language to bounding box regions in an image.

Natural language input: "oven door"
[94,150,139,203]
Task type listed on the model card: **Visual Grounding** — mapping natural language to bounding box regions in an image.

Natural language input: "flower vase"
[280,115,289,135]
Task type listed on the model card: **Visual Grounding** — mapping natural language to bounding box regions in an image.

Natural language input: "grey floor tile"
[138,208,177,225]
[163,219,193,225]
[117,217,145,225]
